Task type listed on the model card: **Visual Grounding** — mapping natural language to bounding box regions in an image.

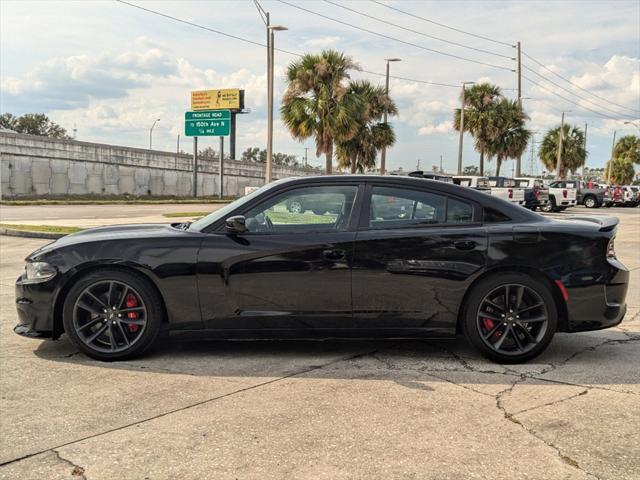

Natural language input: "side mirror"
[225,215,246,235]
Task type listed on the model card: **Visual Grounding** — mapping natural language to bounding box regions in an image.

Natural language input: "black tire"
[63,269,165,361]
[583,195,598,208]
[312,208,326,215]
[462,272,557,363]
[541,197,555,213]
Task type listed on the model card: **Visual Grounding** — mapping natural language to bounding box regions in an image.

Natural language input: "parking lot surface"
[0,206,638,480]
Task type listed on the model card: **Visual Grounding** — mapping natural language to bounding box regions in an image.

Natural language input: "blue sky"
[1,0,639,174]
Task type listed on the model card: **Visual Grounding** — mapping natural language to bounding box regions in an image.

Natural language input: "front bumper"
[564,260,629,332]
[14,273,58,338]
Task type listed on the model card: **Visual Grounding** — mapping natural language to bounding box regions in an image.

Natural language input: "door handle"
[453,240,476,251]
[323,249,345,260]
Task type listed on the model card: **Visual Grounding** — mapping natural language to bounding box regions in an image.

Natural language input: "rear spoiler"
[562,216,619,232]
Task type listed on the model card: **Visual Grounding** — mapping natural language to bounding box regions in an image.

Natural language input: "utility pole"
[219,136,225,199]
[266,24,287,183]
[304,147,309,167]
[582,123,587,178]
[192,137,198,198]
[555,112,566,180]
[516,41,522,177]
[439,155,443,173]
[528,136,535,176]
[230,113,236,160]
[457,82,474,175]
[380,58,401,176]
[607,130,617,184]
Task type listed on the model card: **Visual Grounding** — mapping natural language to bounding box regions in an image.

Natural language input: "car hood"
[27,223,188,260]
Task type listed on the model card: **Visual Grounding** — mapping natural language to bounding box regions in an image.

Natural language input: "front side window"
[368,186,474,229]
[243,185,358,234]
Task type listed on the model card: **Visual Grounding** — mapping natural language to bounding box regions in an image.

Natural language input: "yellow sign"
[191,89,242,110]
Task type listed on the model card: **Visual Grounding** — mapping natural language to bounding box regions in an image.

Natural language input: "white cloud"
[304,36,341,48]
[418,121,453,136]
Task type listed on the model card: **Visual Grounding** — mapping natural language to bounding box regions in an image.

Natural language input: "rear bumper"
[563,260,629,332]
[558,199,577,207]
[14,274,58,338]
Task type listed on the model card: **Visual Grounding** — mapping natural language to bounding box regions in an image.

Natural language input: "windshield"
[188,180,287,232]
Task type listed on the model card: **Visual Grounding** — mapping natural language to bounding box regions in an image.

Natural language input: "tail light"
[562,189,568,198]
[607,237,616,259]
[533,186,540,199]
[508,188,513,199]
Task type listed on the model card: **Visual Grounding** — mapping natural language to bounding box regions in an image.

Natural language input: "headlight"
[24,262,57,283]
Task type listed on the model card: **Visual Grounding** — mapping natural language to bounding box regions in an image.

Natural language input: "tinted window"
[484,208,512,223]
[244,185,357,233]
[369,187,473,229]
[447,198,473,223]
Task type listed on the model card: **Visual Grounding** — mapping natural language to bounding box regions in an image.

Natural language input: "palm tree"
[605,157,635,185]
[614,135,640,165]
[538,124,586,179]
[335,80,397,173]
[453,83,502,175]
[484,99,531,176]
[281,50,361,174]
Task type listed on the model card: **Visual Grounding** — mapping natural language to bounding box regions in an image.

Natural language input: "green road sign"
[185,110,231,136]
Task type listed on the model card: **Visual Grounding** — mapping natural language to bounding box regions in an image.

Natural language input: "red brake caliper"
[482,318,501,339]
[125,293,139,333]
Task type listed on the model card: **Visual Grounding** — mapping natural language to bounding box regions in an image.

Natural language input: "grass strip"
[0,223,84,234]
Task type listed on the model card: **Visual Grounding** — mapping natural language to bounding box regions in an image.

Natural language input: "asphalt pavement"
[0,206,638,479]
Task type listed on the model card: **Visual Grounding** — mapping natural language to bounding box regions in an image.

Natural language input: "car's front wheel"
[462,273,557,363]
[63,269,164,361]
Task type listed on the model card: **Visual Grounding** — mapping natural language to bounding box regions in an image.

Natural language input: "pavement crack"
[496,376,602,480]
[510,389,589,416]
[52,449,87,479]
[0,349,377,468]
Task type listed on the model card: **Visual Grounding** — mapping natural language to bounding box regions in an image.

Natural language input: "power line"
[522,73,629,121]
[369,0,514,48]
[522,64,636,119]
[276,0,515,72]
[322,0,513,60]
[522,51,640,114]
[115,0,511,90]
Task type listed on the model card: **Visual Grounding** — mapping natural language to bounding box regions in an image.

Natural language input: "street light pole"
[457,82,474,176]
[555,112,566,180]
[582,123,587,178]
[265,25,287,184]
[380,58,401,176]
[149,118,160,150]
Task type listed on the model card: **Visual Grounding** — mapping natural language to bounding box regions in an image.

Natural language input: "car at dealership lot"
[514,177,550,211]
[621,186,639,207]
[542,180,578,212]
[563,180,609,208]
[452,175,491,192]
[488,177,525,206]
[15,175,629,364]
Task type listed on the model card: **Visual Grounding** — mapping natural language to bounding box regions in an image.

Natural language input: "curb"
[0,228,66,240]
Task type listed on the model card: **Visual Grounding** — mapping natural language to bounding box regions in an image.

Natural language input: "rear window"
[483,208,512,223]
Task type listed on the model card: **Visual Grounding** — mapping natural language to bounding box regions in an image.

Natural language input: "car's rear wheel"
[541,197,555,213]
[462,273,557,363]
[584,195,597,208]
[63,269,164,361]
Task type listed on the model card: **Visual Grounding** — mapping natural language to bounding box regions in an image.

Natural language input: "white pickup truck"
[541,180,578,212]
[488,177,525,206]
[452,175,491,192]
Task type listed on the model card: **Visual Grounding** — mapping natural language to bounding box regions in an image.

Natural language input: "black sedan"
[15,175,629,363]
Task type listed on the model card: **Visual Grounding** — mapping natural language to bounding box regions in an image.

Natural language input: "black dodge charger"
[15,175,629,363]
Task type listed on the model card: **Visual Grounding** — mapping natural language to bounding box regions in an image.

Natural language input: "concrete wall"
[0,133,317,198]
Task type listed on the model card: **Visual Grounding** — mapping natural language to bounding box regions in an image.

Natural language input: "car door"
[197,183,363,330]
[351,183,487,336]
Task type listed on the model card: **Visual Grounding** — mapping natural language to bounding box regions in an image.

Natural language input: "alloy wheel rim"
[476,283,548,357]
[290,201,303,213]
[72,280,147,353]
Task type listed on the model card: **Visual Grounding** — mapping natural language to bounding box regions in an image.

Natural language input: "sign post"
[192,137,198,198]
[219,137,224,200]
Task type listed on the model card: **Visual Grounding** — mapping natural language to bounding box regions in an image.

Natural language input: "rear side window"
[483,208,512,223]
[368,186,474,229]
